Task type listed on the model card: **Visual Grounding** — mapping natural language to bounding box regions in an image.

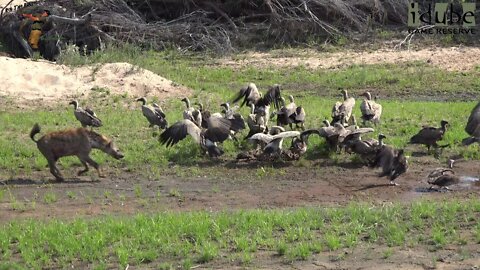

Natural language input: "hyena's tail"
[30,123,41,143]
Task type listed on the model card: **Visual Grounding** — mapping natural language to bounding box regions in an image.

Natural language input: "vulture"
[427,159,459,190]
[181,97,202,128]
[249,130,300,157]
[345,115,358,132]
[272,95,306,130]
[287,95,306,130]
[245,104,268,139]
[272,97,290,127]
[329,123,374,151]
[290,129,324,156]
[462,101,480,145]
[332,89,355,126]
[371,136,408,185]
[69,100,102,129]
[231,83,283,126]
[196,102,212,129]
[344,133,386,165]
[159,115,244,158]
[201,103,245,141]
[135,97,168,129]
[409,120,449,152]
[220,102,241,120]
[360,92,382,126]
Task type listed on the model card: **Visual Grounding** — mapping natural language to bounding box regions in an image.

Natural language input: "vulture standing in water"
[462,101,480,145]
[427,159,459,190]
[371,136,408,186]
[69,100,102,129]
[136,97,168,129]
[409,120,449,153]
[181,97,202,128]
[159,115,244,158]
[359,92,382,126]
[332,89,355,126]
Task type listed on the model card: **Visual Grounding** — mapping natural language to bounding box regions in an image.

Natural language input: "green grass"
[0,199,478,268]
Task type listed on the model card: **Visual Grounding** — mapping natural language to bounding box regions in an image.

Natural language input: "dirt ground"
[2,154,479,222]
[1,154,480,269]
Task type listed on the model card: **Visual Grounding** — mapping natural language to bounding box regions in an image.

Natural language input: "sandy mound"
[219,47,480,72]
[0,57,191,103]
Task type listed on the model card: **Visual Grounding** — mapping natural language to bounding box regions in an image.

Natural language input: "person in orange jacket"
[20,9,50,50]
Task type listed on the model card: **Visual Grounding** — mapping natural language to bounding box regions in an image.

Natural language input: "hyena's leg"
[85,156,104,178]
[77,157,89,176]
[48,160,64,181]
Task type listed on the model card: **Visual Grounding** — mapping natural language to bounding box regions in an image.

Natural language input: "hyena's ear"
[106,141,112,147]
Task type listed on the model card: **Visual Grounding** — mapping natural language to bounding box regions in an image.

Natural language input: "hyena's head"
[92,133,124,159]
[91,132,124,159]
[104,140,124,160]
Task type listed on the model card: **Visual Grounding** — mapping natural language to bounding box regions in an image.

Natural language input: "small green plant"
[324,233,341,251]
[239,252,253,265]
[197,242,218,263]
[286,243,312,261]
[158,262,173,270]
[11,200,26,212]
[66,191,77,200]
[182,258,193,270]
[134,185,143,198]
[43,192,57,204]
[431,226,447,247]
[276,240,287,256]
[103,191,112,199]
[383,248,394,259]
[0,189,5,202]
[168,189,181,198]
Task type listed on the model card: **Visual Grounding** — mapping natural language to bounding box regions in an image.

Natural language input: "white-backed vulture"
[360,92,382,126]
[69,100,102,129]
[245,104,268,139]
[332,89,355,126]
[181,97,202,128]
[136,97,168,129]
[249,130,300,156]
[159,116,244,157]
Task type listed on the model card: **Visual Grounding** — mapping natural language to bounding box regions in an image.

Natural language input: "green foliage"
[0,199,478,267]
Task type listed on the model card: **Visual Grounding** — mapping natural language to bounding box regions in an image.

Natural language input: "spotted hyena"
[30,123,124,181]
